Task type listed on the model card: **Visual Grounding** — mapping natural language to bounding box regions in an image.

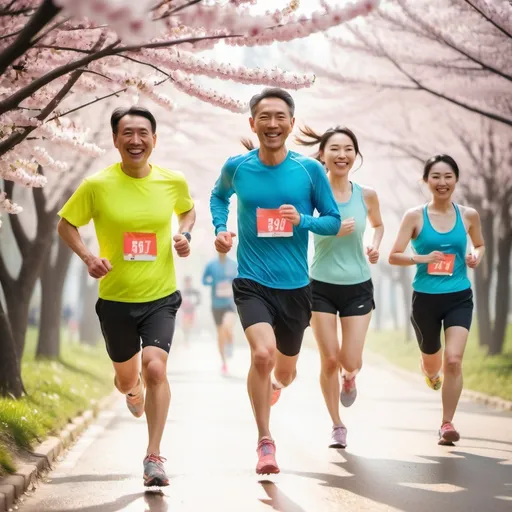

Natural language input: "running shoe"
[329,425,347,449]
[420,361,443,390]
[143,453,169,487]
[256,438,280,475]
[221,362,228,375]
[438,422,460,445]
[271,385,281,406]
[126,375,145,418]
[340,375,357,407]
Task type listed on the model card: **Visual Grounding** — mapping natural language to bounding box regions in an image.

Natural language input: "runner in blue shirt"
[202,252,238,374]
[210,87,341,475]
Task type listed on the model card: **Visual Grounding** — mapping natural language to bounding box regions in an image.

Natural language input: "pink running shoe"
[340,375,357,407]
[256,438,280,475]
[221,362,228,375]
[271,386,281,406]
[329,425,347,449]
[438,422,460,445]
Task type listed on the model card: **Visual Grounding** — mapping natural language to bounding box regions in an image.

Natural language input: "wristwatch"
[181,231,191,243]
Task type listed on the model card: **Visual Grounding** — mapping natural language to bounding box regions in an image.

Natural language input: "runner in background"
[389,154,485,445]
[181,276,201,344]
[202,252,238,374]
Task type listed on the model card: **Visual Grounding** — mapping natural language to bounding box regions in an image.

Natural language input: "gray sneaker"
[329,425,347,449]
[340,375,357,407]
[143,454,169,487]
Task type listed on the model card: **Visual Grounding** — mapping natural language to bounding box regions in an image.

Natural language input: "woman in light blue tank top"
[389,154,485,446]
[295,126,384,449]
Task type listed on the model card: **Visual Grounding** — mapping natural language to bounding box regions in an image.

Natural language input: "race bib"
[428,253,455,276]
[216,280,233,298]
[123,232,157,261]
[256,208,293,238]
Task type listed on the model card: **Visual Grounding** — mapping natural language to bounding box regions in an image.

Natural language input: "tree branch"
[34,44,92,53]
[463,0,512,39]
[157,0,203,19]
[47,88,127,122]
[0,0,61,76]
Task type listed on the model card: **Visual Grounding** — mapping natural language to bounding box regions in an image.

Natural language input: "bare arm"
[177,206,196,234]
[465,207,485,268]
[57,218,111,278]
[364,188,384,251]
[57,218,94,264]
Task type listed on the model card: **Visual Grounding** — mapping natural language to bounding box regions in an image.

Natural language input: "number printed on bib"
[123,232,157,261]
[216,280,233,298]
[428,253,455,276]
[256,208,293,238]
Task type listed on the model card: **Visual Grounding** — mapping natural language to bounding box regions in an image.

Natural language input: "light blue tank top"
[311,182,371,285]
[412,203,471,294]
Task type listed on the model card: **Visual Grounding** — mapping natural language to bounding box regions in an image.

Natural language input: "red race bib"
[123,232,157,261]
[256,208,293,238]
[428,253,455,276]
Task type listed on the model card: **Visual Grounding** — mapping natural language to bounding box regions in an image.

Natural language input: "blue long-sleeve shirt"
[210,149,341,289]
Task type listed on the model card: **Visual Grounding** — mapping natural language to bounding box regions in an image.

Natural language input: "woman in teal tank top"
[295,126,384,449]
[389,154,485,446]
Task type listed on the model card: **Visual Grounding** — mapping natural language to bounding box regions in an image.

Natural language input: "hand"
[215,231,236,254]
[337,218,355,237]
[423,251,446,264]
[466,252,479,269]
[279,204,301,226]
[85,255,112,279]
[173,234,190,258]
[366,245,379,264]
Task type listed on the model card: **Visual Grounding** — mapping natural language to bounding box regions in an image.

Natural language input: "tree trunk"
[489,213,512,355]
[36,235,73,359]
[79,264,100,345]
[0,300,24,398]
[473,208,494,347]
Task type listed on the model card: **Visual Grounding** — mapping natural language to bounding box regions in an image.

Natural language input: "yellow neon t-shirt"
[58,163,194,303]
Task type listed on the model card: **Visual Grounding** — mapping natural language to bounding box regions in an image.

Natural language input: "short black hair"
[249,87,295,117]
[110,106,157,134]
[423,154,460,182]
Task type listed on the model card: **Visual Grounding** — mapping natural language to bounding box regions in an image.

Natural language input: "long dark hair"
[295,125,363,170]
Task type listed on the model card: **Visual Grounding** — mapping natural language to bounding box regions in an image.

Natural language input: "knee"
[253,347,276,375]
[340,353,362,374]
[116,375,140,394]
[274,369,296,387]
[321,354,340,375]
[143,358,167,386]
[444,355,463,376]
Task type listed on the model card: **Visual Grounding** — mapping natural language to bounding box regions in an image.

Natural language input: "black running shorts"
[95,291,182,363]
[311,279,375,317]
[212,305,235,326]
[410,288,473,355]
[232,278,312,357]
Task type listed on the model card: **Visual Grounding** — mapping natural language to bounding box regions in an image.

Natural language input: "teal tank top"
[311,182,371,285]
[412,203,471,294]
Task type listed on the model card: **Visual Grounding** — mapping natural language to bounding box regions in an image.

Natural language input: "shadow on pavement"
[50,492,145,512]
[288,450,512,512]
[144,490,169,512]
[258,480,307,512]
[48,474,133,485]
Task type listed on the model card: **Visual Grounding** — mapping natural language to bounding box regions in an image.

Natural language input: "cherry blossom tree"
[0,0,383,397]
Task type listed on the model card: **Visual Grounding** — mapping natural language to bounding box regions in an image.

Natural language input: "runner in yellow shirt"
[58,106,195,487]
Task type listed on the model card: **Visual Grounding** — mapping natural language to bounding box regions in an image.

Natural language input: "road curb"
[0,391,117,512]
[365,350,512,412]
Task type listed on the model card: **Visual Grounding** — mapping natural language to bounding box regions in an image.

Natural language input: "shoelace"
[258,440,275,457]
[145,453,167,464]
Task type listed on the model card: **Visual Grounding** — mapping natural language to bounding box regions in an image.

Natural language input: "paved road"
[20,332,512,512]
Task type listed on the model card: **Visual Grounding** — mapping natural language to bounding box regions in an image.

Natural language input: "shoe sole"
[340,392,357,408]
[329,443,346,449]
[438,431,460,446]
[256,464,280,475]
[144,476,169,487]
